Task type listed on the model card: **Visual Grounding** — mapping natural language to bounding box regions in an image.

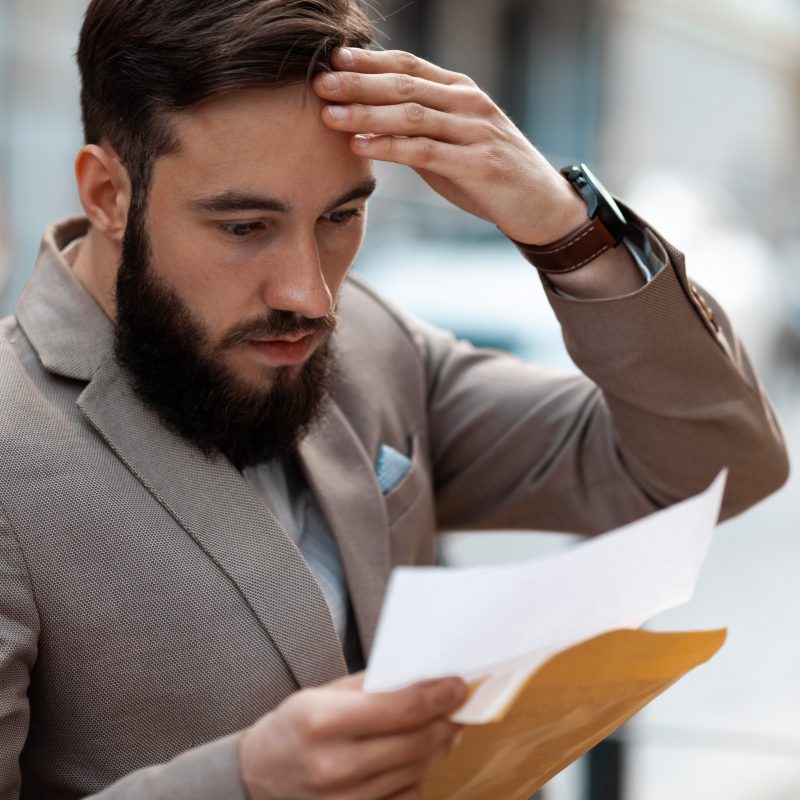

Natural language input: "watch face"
[581,165,626,228]
[562,164,627,241]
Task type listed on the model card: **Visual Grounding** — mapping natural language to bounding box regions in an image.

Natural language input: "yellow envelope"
[423,627,726,800]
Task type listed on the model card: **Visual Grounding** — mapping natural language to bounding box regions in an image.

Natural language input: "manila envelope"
[423,627,727,800]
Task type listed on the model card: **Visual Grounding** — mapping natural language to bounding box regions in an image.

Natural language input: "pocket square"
[375,444,412,495]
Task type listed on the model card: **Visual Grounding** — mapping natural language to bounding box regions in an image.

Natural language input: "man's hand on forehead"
[312,47,586,247]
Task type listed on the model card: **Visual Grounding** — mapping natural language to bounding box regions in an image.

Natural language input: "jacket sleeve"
[83,735,246,800]
[419,217,788,534]
[0,506,247,800]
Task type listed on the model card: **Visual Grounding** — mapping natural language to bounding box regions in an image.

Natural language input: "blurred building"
[0,186,10,297]
[2,0,799,313]
[370,0,800,243]
[0,0,85,313]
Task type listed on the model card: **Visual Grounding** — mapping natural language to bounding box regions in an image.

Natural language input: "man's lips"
[246,331,319,366]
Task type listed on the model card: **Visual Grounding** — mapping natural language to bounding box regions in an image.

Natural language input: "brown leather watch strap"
[514,217,620,274]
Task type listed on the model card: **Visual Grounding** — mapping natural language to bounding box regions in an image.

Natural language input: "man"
[0,0,788,798]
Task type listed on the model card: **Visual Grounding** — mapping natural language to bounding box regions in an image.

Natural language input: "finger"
[332,677,467,738]
[331,671,366,691]
[351,134,468,179]
[323,102,486,146]
[345,719,461,782]
[331,47,468,87]
[314,70,487,116]
[295,720,459,795]
[332,758,425,800]
[347,737,456,800]
[382,791,422,800]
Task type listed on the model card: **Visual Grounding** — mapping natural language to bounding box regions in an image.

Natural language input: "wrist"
[238,726,271,800]
[496,166,588,246]
[513,164,633,277]
[516,179,587,247]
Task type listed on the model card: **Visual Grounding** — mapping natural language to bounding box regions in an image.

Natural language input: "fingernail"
[327,105,348,120]
[449,678,467,704]
[451,731,464,751]
[338,47,354,65]
[321,72,340,90]
[353,134,371,148]
[438,678,466,707]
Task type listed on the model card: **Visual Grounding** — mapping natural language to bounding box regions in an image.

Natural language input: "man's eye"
[323,209,362,226]
[220,222,265,240]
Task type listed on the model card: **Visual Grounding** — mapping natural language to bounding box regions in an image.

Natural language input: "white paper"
[365,471,726,723]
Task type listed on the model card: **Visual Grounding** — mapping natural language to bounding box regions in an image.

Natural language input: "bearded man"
[0,0,788,798]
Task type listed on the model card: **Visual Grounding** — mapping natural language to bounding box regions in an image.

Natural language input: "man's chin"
[226,354,304,393]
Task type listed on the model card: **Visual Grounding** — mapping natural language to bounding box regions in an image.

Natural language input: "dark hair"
[77,0,374,195]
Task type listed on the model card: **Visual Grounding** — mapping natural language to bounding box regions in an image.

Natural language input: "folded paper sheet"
[365,473,728,797]
[366,470,726,722]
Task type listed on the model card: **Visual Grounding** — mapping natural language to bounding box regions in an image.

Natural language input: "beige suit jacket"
[0,216,788,799]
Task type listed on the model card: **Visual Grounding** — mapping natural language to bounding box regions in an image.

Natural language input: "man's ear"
[74,144,131,242]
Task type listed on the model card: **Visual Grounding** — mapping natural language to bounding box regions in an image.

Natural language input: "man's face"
[146,83,373,389]
[114,84,374,468]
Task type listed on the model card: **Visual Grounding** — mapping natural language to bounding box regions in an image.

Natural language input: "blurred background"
[2,0,800,798]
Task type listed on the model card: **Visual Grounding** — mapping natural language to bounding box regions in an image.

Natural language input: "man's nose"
[260,234,333,320]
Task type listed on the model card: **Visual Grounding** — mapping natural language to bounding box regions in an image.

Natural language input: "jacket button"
[690,284,720,332]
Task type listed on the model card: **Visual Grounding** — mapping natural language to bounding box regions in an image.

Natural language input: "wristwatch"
[517,164,629,274]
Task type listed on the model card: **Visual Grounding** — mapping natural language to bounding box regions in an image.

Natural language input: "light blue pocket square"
[375,444,412,495]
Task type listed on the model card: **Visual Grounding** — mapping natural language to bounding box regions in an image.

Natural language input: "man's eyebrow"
[188,177,377,216]
[326,177,377,210]
[188,191,289,215]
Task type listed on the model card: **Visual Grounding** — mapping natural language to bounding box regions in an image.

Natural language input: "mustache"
[219,310,337,350]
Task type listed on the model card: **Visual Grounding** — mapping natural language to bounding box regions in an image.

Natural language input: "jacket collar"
[16,217,113,382]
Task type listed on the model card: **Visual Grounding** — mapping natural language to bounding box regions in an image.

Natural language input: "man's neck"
[72,226,119,322]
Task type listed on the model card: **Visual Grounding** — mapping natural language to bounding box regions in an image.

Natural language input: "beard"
[113,208,336,471]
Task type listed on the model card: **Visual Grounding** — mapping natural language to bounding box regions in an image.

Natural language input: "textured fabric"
[375,444,413,495]
[0,216,788,799]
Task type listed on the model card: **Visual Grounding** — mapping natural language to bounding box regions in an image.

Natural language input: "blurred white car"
[356,234,574,370]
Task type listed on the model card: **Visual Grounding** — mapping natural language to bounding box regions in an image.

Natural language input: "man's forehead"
[155,83,373,209]
[170,83,341,153]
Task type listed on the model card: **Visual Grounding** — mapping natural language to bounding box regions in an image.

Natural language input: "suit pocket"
[384,433,436,565]
[383,433,423,521]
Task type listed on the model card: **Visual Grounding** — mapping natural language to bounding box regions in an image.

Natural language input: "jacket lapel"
[297,403,392,660]
[77,354,348,688]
